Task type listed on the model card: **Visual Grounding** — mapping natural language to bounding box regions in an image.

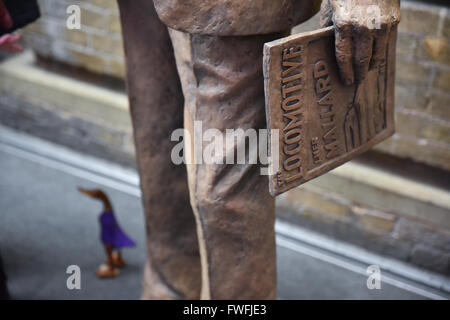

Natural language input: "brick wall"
[380,1,450,172]
[22,0,124,78]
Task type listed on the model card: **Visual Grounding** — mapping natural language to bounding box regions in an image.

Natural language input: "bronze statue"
[116,0,400,299]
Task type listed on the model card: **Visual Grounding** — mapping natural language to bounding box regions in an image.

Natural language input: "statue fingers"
[370,24,390,71]
[334,24,354,86]
[352,26,374,83]
[320,0,333,28]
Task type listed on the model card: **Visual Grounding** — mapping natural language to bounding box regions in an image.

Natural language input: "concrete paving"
[0,132,443,300]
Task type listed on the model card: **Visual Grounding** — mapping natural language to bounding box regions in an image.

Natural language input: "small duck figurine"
[78,187,136,278]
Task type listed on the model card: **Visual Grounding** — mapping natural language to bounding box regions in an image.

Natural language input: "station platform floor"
[1,126,448,300]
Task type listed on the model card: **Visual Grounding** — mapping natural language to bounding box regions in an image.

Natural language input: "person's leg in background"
[170,30,285,299]
[117,0,201,300]
[0,251,10,300]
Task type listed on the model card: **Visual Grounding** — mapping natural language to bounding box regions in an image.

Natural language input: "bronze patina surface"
[264,26,397,196]
[153,0,321,36]
[117,0,400,299]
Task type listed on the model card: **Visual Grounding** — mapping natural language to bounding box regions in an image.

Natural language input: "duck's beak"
[78,187,95,197]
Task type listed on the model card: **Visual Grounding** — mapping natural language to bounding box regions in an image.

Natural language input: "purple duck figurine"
[78,187,136,278]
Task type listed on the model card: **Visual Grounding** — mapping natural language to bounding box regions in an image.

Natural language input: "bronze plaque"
[263,26,397,196]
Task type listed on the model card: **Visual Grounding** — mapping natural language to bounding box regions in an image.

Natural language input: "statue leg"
[117,0,201,299]
[169,30,285,299]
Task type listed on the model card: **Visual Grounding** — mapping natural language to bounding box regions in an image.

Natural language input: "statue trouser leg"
[117,0,201,299]
[169,30,283,299]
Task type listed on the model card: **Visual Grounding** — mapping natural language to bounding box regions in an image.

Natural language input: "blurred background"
[0,0,449,299]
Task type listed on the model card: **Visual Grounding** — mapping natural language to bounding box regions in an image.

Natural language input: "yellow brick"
[433,68,450,92]
[422,121,450,145]
[388,136,450,171]
[91,0,119,11]
[65,29,88,46]
[81,9,107,30]
[415,37,450,66]
[396,57,432,87]
[395,84,428,112]
[301,208,339,225]
[429,93,450,120]
[286,187,351,219]
[398,5,440,36]
[90,34,123,56]
[353,206,396,232]
[108,59,126,79]
[395,111,425,139]
[71,50,106,74]
[396,32,418,57]
[108,16,122,34]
